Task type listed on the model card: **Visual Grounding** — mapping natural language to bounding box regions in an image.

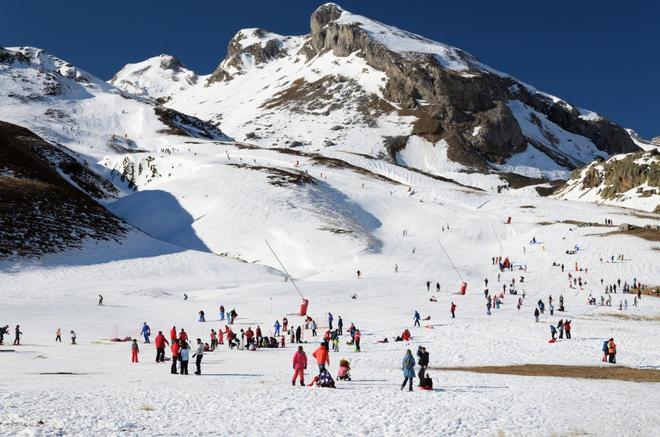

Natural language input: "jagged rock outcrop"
[555,149,660,212]
[296,3,637,169]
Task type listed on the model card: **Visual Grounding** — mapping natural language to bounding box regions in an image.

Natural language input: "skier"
[98,294,103,305]
[413,310,421,327]
[328,313,334,331]
[450,302,456,319]
[416,346,429,385]
[534,307,540,322]
[13,325,22,345]
[70,330,77,345]
[274,320,281,336]
[193,338,204,375]
[155,331,168,362]
[141,322,151,343]
[292,345,307,386]
[401,349,416,392]
[179,342,190,375]
[337,316,343,334]
[55,328,62,343]
[312,342,330,373]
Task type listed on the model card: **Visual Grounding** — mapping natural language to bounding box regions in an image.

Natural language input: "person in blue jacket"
[141,322,151,344]
[401,349,416,391]
[274,320,281,337]
[413,310,421,327]
[328,313,334,331]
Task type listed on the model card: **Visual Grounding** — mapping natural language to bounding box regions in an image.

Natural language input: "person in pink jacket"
[291,345,308,386]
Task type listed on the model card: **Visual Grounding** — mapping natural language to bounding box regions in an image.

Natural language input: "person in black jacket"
[416,346,429,385]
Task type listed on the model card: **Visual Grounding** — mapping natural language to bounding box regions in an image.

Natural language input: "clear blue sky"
[2,0,658,138]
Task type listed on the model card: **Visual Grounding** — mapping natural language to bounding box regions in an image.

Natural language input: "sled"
[548,338,557,344]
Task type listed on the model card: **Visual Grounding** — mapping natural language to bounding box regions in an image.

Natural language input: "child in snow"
[70,330,77,345]
[337,359,351,381]
[131,339,139,363]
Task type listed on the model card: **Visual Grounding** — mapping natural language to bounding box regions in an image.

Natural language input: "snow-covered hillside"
[109,54,198,101]
[556,150,660,212]
[111,3,638,188]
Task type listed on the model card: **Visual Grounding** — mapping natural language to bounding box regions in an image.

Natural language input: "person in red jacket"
[179,329,188,343]
[354,329,361,352]
[402,329,411,341]
[131,339,139,363]
[291,345,308,386]
[245,327,255,349]
[218,327,224,345]
[450,302,457,318]
[170,339,181,374]
[170,326,177,343]
[312,342,330,372]
[154,331,169,362]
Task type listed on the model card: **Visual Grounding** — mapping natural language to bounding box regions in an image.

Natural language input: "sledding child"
[337,359,351,381]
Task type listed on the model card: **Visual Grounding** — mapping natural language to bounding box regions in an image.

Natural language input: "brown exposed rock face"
[0,121,127,259]
[300,3,637,170]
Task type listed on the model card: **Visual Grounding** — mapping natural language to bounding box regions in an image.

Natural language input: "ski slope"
[1,179,659,436]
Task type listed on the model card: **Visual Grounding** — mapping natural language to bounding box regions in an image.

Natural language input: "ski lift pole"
[437,241,464,283]
[265,239,305,300]
[491,224,504,255]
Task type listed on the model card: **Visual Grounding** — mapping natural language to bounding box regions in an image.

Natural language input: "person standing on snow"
[292,345,308,386]
[219,305,225,321]
[70,330,77,345]
[534,308,540,322]
[55,328,62,343]
[179,342,190,375]
[450,302,457,319]
[13,325,22,345]
[295,326,302,344]
[312,342,330,373]
[413,311,421,327]
[563,320,572,339]
[0,325,8,345]
[274,320,281,337]
[193,338,204,375]
[171,339,181,374]
[337,316,343,335]
[401,349,416,392]
[354,329,361,352]
[416,346,429,384]
[98,294,103,305]
[311,319,317,337]
[131,339,139,363]
[607,338,617,363]
[155,331,168,362]
[141,322,151,343]
[328,313,334,331]
[549,325,557,341]
[426,281,431,292]
[170,326,177,344]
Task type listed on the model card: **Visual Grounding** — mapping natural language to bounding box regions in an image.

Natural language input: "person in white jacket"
[192,338,204,375]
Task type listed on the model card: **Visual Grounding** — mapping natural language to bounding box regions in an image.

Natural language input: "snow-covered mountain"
[109,54,198,102]
[112,3,638,188]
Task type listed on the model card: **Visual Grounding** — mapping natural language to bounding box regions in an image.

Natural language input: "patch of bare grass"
[433,364,660,383]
